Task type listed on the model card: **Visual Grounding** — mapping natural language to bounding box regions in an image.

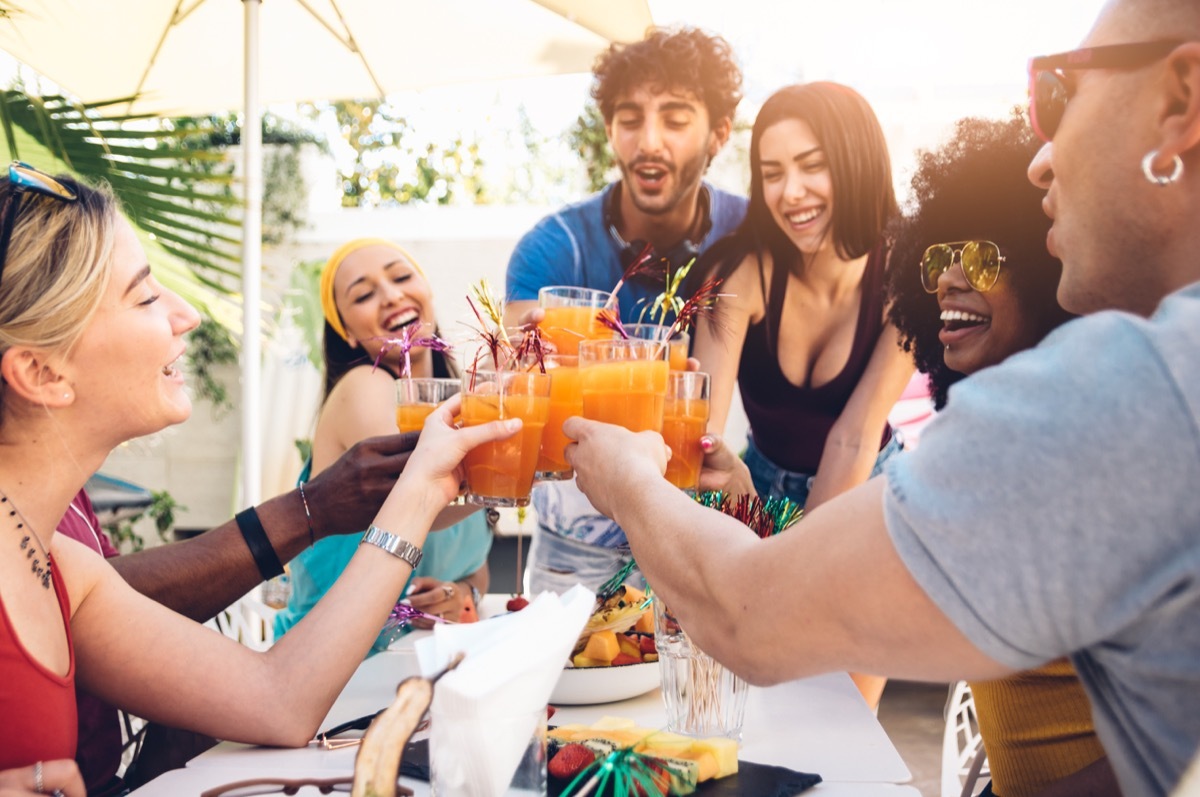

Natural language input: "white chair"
[942,680,989,797]
[207,588,278,652]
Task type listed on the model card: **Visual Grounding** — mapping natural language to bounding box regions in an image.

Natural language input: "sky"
[0,0,1110,203]
[305,0,1110,203]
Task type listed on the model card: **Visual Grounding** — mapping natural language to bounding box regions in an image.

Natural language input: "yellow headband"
[319,237,426,342]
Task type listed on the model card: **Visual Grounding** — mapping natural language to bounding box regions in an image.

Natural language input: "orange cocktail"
[461,370,551,507]
[395,378,460,433]
[538,286,615,355]
[624,324,690,372]
[662,372,711,493]
[579,339,669,433]
[535,355,581,480]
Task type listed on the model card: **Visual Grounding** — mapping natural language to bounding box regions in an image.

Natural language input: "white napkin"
[416,586,595,797]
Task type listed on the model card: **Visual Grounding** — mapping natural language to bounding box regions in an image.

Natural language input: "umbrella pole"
[240,0,264,508]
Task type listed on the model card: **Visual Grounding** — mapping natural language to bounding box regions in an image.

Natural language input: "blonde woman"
[0,167,517,792]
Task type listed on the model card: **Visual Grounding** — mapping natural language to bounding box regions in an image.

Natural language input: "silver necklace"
[1,489,53,590]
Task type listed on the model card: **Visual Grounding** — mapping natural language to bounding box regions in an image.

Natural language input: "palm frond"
[0,88,242,281]
[0,102,240,319]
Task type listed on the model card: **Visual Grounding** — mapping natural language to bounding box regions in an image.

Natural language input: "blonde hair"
[0,175,120,367]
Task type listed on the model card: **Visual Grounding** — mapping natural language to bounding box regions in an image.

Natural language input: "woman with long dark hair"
[692,83,913,706]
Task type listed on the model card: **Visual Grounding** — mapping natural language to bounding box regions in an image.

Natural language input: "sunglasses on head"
[920,241,1005,294]
[1027,39,1184,142]
[0,161,78,288]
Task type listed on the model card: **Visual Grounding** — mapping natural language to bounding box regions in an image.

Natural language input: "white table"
[137,598,911,794]
[130,765,920,797]
[186,652,910,781]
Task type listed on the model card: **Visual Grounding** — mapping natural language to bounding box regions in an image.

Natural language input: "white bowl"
[550,661,661,705]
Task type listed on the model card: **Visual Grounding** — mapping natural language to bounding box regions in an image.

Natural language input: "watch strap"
[362,525,423,569]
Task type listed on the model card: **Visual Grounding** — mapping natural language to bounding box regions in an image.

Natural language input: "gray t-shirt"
[884,281,1200,797]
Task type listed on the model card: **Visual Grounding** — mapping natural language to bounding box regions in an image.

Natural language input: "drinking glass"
[537,286,615,356]
[578,338,669,433]
[534,354,581,481]
[395,377,460,433]
[653,596,748,740]
[624,323,690,372]
[662,372,710,493]
[460,369,551,507]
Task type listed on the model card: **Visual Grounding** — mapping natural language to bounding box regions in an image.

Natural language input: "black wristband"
[235,507,284,580]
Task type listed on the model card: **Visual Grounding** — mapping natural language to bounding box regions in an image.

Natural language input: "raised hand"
[563,416,669,519]
[697,433,756,497]
[305,432,420,535]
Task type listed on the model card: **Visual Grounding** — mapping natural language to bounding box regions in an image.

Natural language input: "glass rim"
[537,285,613,304]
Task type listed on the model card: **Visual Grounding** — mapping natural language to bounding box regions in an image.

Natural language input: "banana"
[351,653,463,797]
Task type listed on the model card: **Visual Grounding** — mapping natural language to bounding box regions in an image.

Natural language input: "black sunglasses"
[0,161,78,288]
[1027,40,1185,142]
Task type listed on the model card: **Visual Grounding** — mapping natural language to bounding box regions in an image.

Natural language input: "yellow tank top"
[968,658,1106,797]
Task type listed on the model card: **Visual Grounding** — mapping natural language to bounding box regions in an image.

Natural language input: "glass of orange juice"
[460,369,552,507]
[538,286,616,355]
[578,339,669,433]
[662,372,710,494]
[395,377,460,433]
[623,323,690,372]
[534,354,581,481]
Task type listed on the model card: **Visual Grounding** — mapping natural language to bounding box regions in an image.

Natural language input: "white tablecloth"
[187,650,910,785]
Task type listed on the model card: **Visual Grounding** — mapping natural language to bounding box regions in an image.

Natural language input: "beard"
[617,148,709,217]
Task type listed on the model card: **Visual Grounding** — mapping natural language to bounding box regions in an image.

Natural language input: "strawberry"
[506,595,530,612]
[611,652,642,666]
[638,635,657,656]
[548,743,595,780]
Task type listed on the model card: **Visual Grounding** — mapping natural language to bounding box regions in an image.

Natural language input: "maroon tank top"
[0,552,78,769]
[738,243,891,474]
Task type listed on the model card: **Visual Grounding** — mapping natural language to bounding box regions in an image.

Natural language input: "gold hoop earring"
[1142,150,1184,186]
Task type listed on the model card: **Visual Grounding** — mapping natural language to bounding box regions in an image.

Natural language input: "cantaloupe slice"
[581,629,619,663]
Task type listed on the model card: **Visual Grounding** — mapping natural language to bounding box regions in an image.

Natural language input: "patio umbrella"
[0,0,652,505]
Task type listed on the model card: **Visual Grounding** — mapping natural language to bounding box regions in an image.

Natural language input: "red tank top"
[738,243,892,473]
[0,553,78,769]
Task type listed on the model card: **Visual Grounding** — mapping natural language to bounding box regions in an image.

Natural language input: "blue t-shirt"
[884,281,1200,797]
[506,181,747,550]
[506,182,748,326]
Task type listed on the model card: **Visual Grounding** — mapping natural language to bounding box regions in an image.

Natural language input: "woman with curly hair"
[886,114,1116,797]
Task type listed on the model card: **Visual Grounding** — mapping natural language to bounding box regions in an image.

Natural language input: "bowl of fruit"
[551,585,661,705]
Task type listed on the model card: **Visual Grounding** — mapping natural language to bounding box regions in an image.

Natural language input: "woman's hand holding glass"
[395,393,523,512]
[697,433,756,498]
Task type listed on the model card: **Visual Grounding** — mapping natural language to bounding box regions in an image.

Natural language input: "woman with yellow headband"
[274,239,492,642]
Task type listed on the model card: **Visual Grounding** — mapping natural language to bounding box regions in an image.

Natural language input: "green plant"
[187,315,239,417]
[103,490,186,553]
[568,103,615,194]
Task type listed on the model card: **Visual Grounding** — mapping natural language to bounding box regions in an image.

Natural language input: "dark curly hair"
[886,111,1075,410]
[591,27,742,126]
